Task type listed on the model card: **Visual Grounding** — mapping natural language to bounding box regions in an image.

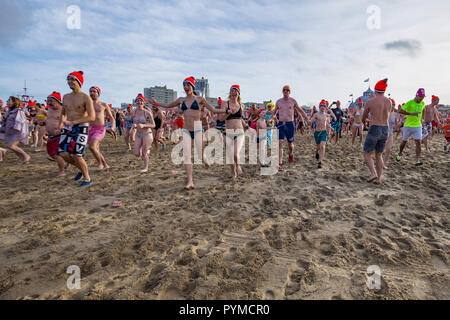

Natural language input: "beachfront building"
[144,85,177,104]
[195,77,210,98]
[348,87,374,109]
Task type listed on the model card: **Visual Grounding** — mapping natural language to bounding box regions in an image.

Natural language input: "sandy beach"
[0,132,448,300]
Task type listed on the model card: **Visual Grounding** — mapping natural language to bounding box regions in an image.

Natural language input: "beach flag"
[364,78,370,83]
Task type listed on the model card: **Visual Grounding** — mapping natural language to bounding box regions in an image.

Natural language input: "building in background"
[348,86,374,110]
[144,85,177,105]
[195,77,210,98]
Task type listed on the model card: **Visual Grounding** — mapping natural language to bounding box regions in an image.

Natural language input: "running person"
[350,99,365,148]
[396,88,426,166]
[46,91,67,176]
[382,98,398,169]
[330,101,344,144]
[123,106,134,150]
[149,77,228,189]
[215,98,226,136]
[58,71,95,187]
[105,104,117,141]
[88,86,114,171]
[421,95,440,153]
[1,96,30,164]
[270,85,308,168]
[310,100,331,168]
[220,85,250,179]
[361,79,392,184]
[152,105,166,150]
[132,94,155,173]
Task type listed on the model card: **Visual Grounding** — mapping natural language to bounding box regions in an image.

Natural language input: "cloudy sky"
[1,0,449,108]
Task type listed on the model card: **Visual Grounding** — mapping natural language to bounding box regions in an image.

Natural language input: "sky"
[1,0,449,108]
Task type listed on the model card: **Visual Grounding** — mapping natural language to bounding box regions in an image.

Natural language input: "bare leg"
[73,156,91,182]
[279,140,284,165]
[56,155,66,177]
[7,141,30,163]
[0,148,6,161]
[133,136,143,159]
[288,142,294,158]
[383,135,394,169]
[89,139,108,170]
[363,151,377,182]
[140,134,153,173]
[398,140,407,155]
[319,141,326,162]
[375,152,384,184]
[415,140,421,162]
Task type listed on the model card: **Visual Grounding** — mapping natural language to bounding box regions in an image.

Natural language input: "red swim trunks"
[47,135,60,157]
[175,119,184,129]
[432,121,438,128]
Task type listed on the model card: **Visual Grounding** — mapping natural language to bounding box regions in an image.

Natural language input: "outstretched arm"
[149,97,183,109]
[200,97,227,114]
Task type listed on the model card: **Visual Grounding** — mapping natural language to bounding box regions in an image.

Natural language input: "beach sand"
[0,132,448,300]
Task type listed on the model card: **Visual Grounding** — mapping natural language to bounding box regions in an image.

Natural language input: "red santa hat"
[230,85,240,94]
[67,71,84,87]
[183,77,196,89]
[47,91,62,104]
[90,86,101,95]
[135,94,146,103]
[374,78,388,93]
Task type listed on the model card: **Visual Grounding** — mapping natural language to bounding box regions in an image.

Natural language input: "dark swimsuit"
[154,116,162,130]
[181,97,202,139]
[226,102,244,140]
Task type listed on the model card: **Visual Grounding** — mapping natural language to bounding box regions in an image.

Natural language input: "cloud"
[0,0,32,45]
[383,40,422,57]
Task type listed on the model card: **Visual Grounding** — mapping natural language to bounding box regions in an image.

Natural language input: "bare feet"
[375,178,383,185]
[140,168,148,173]
[383,165,388,170]
[184,182,195,190]
[22,155,31,165]
[57,172,66,177]
[367,175,378,183]
[236,166,243,176]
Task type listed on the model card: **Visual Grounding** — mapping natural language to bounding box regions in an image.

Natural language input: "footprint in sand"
[264,290,275,299]
[430,250,448,271]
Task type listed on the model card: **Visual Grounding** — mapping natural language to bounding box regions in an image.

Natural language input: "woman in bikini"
[123,106,134,151]
[149,77,228,189]
[219,85,250,179]
[132,94,155,173]
[351,99,364,148]
[152,105,166,150]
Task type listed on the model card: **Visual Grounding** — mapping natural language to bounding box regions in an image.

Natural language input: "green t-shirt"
[402,100,424,127]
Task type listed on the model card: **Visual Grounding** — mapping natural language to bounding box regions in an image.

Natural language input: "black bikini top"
[226,102,242,120]
[181,97,199,112]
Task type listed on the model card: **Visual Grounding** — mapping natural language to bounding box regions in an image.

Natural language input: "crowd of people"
[0,73,449,189]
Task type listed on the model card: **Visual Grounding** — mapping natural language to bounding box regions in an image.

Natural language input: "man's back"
[366,95,391,126]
